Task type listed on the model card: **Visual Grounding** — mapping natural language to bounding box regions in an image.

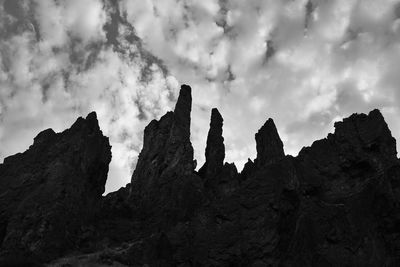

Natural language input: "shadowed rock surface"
[1,85,400,266]
[128,84,203,237]
[199,108,225,180]
[198,108,238,198]
[255,118,285,167]
[0,112,111,265]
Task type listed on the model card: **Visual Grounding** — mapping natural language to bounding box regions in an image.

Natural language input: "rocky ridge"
[0,85,399,266]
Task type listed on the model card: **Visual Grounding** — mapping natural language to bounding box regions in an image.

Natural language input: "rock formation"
[198,108,225,180]
[129,84,203,231]
[198,108,238,197]
[0,112,111,265]
[254,118,285,167]
[1,85,400,266]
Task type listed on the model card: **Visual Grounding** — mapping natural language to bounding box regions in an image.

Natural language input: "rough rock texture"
[1,84,400,266]
[95,104,400,266]
[289,109,400,266]
[0,112,111,264]
[130,84,194,192]
[129,84,203,231]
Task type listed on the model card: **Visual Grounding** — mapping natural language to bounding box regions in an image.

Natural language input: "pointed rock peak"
[33,128,56,146]
[211,108,223,126]
[174,85,192,116]
[239,158,255,181]
[86,111,98,120]
[207,108,224,150]
[199,108,225,179]
[131,85,195,195]
[369,108,384,119]
[173,85,192,135]
[86,111,100,132]
[85,111,99,125]
[71,112,101,133]
[255,118,285,166]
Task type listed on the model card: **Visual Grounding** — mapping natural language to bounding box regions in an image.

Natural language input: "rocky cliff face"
[1,85,400,267]
[0,112,111,265]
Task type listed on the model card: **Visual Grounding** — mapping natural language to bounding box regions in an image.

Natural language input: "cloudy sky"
[1,0,400,193]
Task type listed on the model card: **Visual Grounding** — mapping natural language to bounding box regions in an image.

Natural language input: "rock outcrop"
[1,85,400,267]
[198,108,225,180]
[0,112,111,264]
[255,118,285,167]
[198,108,238,197]
[129,85,203,231]
[130,84,194,191]
[290,109,400,266]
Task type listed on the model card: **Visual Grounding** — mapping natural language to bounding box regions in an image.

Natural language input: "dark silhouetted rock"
[199,108,225,180]
[0,112,111,263]
[130,85,194,191]
[285,109,400,266]
[198,108,238,198]
[255,118,285,167]
[129,84,203,231]
[1,85,400,267]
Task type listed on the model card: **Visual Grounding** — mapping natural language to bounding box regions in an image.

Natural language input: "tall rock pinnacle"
[199,108,225,179]
[173,84,192,140]
[131,85,194,189]
[128,85,203,230]
[130,85,200,225]
[255,118,285,166]
[168,84,194,172]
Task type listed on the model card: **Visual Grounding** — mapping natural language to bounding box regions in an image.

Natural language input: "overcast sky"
[1,0,400,193]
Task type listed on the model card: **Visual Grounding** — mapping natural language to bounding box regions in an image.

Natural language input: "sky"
[1,0,400,193]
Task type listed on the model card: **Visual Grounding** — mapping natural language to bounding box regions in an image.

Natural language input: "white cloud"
[120,0,400,169]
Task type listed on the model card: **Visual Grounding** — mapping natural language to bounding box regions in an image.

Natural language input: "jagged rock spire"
[129,85,202,230]
[255,118,284,166]
[199,108,225,179]
[131,85,195,193]
[173,84,192,139]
